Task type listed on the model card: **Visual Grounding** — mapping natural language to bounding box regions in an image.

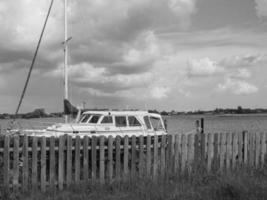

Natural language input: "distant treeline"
[1,106,267,119]
[155,106,267,116]
[0,108,63,119]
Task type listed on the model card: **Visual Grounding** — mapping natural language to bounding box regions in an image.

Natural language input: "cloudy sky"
[0,0,267,113]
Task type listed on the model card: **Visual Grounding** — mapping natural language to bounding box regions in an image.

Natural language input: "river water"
[1,114,267,134]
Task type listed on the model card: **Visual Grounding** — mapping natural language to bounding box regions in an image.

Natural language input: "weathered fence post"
[99,136,105,184]
[108,136,114,182]
[40,136,46,192]
[232,133,238,170]
[13,135,19,191]
[3,135,10,189]
[91,136,97,182]
[66,135,72,187]
[146,135,151,178]
[139,135,144,177]
[75,136,81,184]
[131,135,137,179]
[174,134,181,173]
[123,136,129,181]
[83,136,89,182]
[260,132,266,168]
[32,136,38,191]
[226,133,232,171]
[153,135,158,179]
[58,135,65,190]
[212,133,219,172]
[160,135,166,178]
[22,134,29,191]
[115,136,121,181]
[49,136,55,191]
[181,134,188,173]
[207,133,214,172]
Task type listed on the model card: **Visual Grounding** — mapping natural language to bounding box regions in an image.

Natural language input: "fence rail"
[0,132,266,191]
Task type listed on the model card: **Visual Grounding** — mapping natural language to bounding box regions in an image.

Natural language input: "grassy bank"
[1,168,267,200]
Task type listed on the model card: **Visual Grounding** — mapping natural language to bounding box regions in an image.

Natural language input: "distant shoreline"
[1,106,267,119]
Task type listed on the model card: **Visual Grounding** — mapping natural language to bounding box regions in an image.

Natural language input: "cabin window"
[80,114,91,123]
[150,117,164,131]
[89,115,100,124]
[115,116,127,127]
[101,116,113,124]
[144,116,152,129]
[128,116,141,126]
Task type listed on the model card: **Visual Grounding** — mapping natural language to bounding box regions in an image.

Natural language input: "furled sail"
[64,99,78,115]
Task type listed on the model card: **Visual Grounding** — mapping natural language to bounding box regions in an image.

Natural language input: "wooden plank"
[181,134,188,173]
[49,136,55,190]
[131,135,136,179]
[170,134,175,173]
[146,135,151,178]
[226,133,232,171]
[237,132,243,167]
[58,135,64,190]
[75,136,81,183]
[249,132,255,167]
[212,133,219,172]
[232,133,238,170]
[83,136,89,182]
[3,135,10,188]
[123,136,129,181]
[243,131,248,165]
[31,136,38,190]
[13,135,19,190]
[160,135,166,178]
[265,132,267,166]
[165,134,172,175]
[200,134,206,161]
[219,133,226,172]
[22,135,29,191]
[91,136,97,182]
[115,136,121,180]
[66,135,72,186]
[99,136,105,184]
[260,132,266,168]
[40,137,46,192]
[188,134,195,167]
[194,134,201,165]
[255,133,261,169]
[153,135,158,179]
[207,133,214,172]
[108,136,113,182]
[139,135,144,177]
[174,134,181,173]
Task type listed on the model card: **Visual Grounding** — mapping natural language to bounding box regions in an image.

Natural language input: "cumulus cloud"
[0,0,201,112]
[50,62,153,94]
[168,0,197,28]
[187,57,224,77]
[230,68,251,79]
[151,86,170,99]
[218,78,258,95]
[254,0,267,18]
[220,54,266,68]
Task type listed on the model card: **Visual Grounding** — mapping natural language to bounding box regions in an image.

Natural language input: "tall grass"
[1,167,267,200]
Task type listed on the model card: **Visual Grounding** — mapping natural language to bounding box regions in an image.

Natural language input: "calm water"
[1,114,267,134]
[165,114,267,134]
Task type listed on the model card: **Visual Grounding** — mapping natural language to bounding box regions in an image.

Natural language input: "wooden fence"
[0,132,267,192]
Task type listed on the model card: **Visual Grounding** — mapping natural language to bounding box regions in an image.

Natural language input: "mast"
[64,0,68,123]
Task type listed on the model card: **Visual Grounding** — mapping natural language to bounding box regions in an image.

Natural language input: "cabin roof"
[82,110,162,117]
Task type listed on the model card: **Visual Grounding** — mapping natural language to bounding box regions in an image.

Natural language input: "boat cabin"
[44,111,167,137]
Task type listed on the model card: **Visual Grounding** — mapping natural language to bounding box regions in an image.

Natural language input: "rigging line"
[12,0,54,122]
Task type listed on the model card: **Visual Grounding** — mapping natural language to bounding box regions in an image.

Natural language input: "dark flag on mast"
[64,99,78,115]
